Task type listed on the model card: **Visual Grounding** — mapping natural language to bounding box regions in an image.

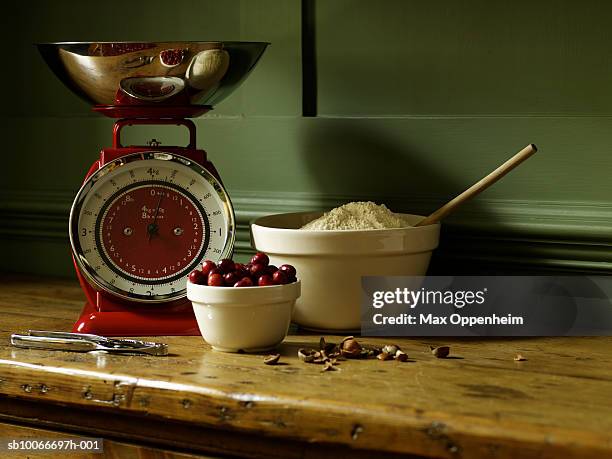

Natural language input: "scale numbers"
[70,153,234,302]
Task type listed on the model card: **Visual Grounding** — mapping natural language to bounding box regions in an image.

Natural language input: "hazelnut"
[340,336,362,358]
[430,346,450,358]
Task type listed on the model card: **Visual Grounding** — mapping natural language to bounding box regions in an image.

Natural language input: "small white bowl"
[251,212,440,332]
[187,280,301,352]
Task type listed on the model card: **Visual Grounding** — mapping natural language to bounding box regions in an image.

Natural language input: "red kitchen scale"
[38,41,268,336]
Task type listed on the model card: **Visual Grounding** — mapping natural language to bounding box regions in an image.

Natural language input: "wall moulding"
[2,189,609,275]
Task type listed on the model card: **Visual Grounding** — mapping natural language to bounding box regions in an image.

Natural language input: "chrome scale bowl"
[37,41,269,107]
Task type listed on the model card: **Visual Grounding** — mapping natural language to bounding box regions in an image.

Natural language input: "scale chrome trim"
[69,151,235,304]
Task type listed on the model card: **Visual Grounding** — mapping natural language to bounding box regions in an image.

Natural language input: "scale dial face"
[70,152,234,303]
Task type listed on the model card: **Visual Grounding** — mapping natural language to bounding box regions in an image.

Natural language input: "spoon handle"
[416,144,537,227]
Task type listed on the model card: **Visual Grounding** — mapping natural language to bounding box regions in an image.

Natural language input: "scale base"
[72,302,200,337]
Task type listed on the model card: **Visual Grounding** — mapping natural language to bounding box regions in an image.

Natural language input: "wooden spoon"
[416,144,537,227]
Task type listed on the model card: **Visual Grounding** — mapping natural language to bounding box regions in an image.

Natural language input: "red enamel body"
[72,109,223,336]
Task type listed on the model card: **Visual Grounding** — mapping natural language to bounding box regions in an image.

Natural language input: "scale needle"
[148,190,164,243]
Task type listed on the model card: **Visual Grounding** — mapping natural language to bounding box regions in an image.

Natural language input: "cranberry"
[279,264,296,279]
[234,263,250,278]
[267,265,278,275]
[218,258,235,274]
[234,277,254,287]
[201,260,217,276]
[250,263,267,279]
[208,273,224,287]
[272,270,288,285]
[188,270,207,285]
[223,272,239,286]
[250,252,269,266]
[258,274,275,286]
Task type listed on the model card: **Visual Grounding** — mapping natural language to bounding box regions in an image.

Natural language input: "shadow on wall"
[298,121,506,274]
[299,120,498,217]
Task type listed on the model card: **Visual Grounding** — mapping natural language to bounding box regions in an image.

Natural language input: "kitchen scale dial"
[70,151,234,303]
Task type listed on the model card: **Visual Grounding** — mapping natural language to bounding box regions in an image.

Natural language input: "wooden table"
[0,275,611,458]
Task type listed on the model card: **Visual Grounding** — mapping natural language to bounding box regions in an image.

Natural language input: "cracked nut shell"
[263,354,281,365]
[382,344,400,355]
[298,348,317,363]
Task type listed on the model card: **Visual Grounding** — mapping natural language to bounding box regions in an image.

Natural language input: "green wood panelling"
[1,189,610,277]
[316,0,612,116]
[3,116,611,205]
[0,0,610,277]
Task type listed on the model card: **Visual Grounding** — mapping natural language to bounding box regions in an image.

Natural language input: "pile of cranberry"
[188,252,297,287]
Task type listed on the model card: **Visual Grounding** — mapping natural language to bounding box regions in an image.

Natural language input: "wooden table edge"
[1,359,610,459]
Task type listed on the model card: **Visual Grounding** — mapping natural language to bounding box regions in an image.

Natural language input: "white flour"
[301,201,412,230]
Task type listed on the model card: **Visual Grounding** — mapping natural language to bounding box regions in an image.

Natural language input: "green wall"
[1,0,610,277]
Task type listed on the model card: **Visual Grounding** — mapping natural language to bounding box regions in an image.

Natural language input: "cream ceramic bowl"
[251,212,440,332]
[187,280,300,352]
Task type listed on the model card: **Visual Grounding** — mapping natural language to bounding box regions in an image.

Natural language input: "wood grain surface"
[0,274,611,458]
